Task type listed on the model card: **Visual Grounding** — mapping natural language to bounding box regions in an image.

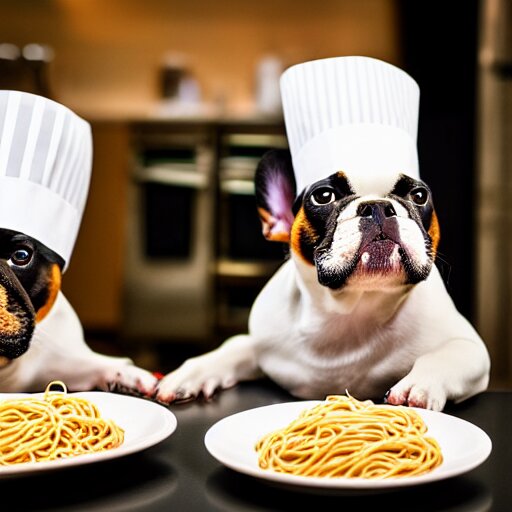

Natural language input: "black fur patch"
[0,261,34,358]
[387,174,435,233]
[0,229,64,359]
[0,230,63,314]
[294,173,356,264]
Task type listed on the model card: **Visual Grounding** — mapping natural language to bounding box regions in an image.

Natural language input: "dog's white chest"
[249,261,420,399]
[256,319,410,400]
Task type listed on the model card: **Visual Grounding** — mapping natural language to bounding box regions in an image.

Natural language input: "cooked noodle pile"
[0,381,124,465]
[255,394,443,479]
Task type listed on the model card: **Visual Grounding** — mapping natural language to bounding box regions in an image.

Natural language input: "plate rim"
[0,391,177,477]
[204,400,493,490]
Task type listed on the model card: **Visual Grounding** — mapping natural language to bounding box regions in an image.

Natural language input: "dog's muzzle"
[314,199,432,290]
[0,261,35,360]
[356,200,402,267]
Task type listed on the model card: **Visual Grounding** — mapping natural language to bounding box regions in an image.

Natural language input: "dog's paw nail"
[172,388,195,403]
[174,388,186,399]
[383,389,391,403]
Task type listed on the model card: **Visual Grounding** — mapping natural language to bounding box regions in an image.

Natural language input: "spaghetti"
[0,381,124,465]
[255,394,443,479]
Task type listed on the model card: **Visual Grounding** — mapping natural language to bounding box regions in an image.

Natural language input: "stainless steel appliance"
[121,120,287,345]
[122,123,216,341]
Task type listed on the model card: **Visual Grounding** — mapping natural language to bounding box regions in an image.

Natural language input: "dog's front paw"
[100,365,159,398]
[385,376,447,412]
[156,354,237,404]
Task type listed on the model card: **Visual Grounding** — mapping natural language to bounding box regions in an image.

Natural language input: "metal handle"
[134,165,209,189]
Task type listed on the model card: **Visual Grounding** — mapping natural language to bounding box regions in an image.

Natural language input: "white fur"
[0,291,158,395]
[157,192,490,411]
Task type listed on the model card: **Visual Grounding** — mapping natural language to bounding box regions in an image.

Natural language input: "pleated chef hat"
[280,56,420,194]
[0,91,92,270]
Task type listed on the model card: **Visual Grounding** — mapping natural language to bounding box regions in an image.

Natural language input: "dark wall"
[397,0,479,321]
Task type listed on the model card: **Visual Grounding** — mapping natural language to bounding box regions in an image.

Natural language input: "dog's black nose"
[358,201,396,223]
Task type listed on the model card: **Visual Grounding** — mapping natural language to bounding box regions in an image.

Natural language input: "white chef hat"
[280,56,420,194]
[0,90,92,271]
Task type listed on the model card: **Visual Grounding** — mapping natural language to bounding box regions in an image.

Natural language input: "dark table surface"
[1,379,510,511]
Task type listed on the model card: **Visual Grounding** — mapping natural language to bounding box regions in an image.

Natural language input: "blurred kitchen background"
[0,0,510,388]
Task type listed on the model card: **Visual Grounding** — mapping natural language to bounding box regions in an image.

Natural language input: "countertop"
[1,380,509,511]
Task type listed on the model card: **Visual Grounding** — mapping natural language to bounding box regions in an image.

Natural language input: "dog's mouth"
[315,230,432,290]
[356,234,402,274]
[315,235,406,290]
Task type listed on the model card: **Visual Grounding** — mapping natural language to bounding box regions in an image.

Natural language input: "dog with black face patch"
[156,149,489,410]
[156,56,490,410]
[0,230,57,363]
[0,228,157,395]
[309,170,438,290]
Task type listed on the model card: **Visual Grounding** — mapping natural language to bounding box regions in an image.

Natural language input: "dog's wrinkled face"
[293,172,439,290]
[255,149,440,292]
[0,230,63,363]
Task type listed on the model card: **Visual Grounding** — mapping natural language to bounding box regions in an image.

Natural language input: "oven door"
[122,145,215,341]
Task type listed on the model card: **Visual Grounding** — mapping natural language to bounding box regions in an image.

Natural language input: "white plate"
[204,400,492,490]
[0,391,177,477]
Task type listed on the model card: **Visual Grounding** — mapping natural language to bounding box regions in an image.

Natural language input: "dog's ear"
[254,149,296,243]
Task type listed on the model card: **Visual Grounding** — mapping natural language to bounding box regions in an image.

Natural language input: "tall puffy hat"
[0,91,92,270]
[280,56,420,194]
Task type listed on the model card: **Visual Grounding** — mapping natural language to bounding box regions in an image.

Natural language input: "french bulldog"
[156,149,490,411]
[0,228,158,396]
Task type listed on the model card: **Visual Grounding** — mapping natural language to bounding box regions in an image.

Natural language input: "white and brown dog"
[157,148,490,411]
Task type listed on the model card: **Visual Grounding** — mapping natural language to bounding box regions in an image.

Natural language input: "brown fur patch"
[0,286,22,334]
[428,210,441,257]
[36,263,61,323]
[290,206,318,265]
[257,207,290,242]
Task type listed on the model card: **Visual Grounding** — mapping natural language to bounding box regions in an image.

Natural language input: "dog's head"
[255,149,440,291]
[0,229,63,364]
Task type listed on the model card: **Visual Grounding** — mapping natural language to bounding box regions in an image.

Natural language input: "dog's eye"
[409,187,429,206]
[311,188,337,206]
[9,246,33,267]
